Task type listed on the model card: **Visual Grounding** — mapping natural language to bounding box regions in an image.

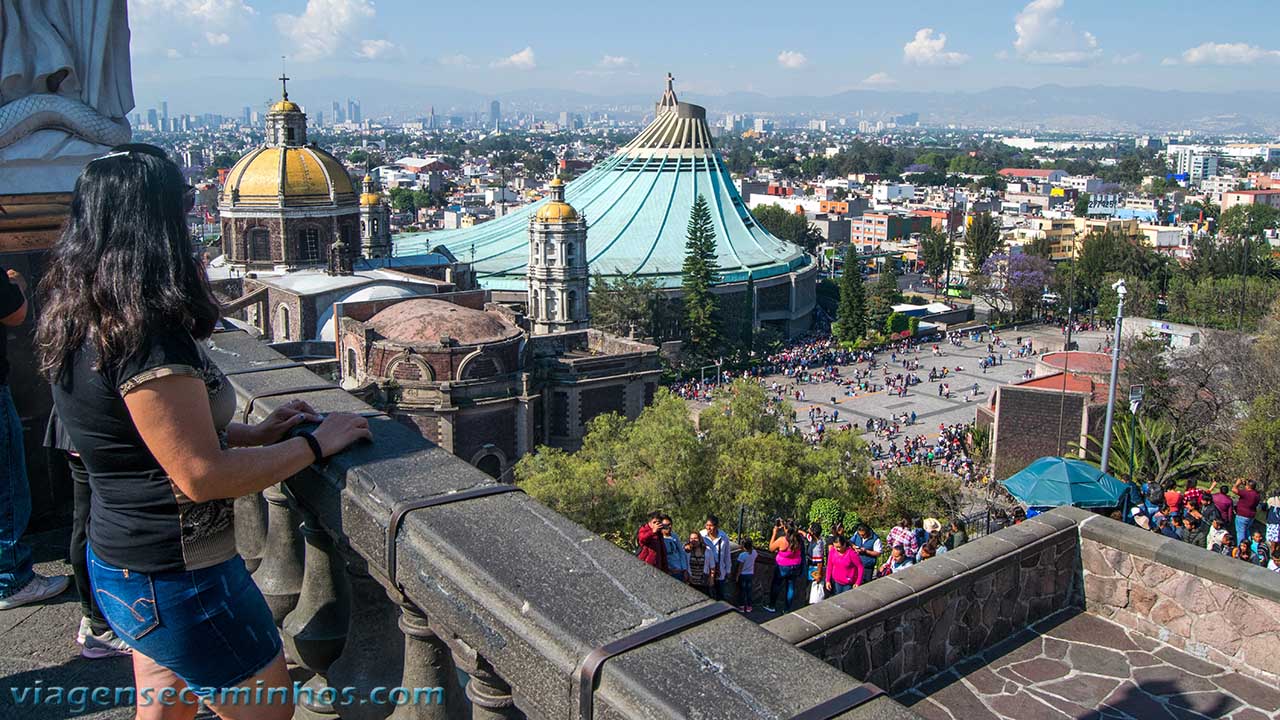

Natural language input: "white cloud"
[1173,42,1280,66]
[599,55,632,69]
[1013,0,1102,65]
[356,39,402,61]
[1112,52,1142,65]
[275,0,378,62]
[493,47,536,70]
[862,72,895,87]
[131,0,255,55]
[777,50,808,69]
[903,28,969,66]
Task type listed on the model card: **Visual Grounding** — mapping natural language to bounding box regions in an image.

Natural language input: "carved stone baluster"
[465,656,521,720]
[445,634,522,720]
[283,505,351,720]
[234,492,268,572]
[325,560,405,720]
[389,598,463,720]
[250,483,305,625]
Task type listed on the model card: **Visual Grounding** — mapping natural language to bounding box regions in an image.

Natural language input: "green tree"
[589,272,662,338]
[963,212,1003,281]
[867,263,902,329]
[681,195,720,361]
[869,466,963,528]
[917,228,953,292]
[833,248,867,343]
[1082,411,1215,489]
[1073,192,1091,218]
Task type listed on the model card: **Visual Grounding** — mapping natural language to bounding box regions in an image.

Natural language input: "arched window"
[372,218,380,235]
[276,304,291,340]
[475,454,502,479]
[249,228,271,262]
[299,227,321,263]
[346,348,358,378]
[546,293,558,320]
[566,240,576,263]
[531,290,540,318]
[567,290,578,319]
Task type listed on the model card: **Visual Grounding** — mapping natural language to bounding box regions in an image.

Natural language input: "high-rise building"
[147,108,158,129]
[331,100,343,125]
[490,100,501,130]
[347,99,361,124]
[427,105,436,130]
[242,106,251,125]
[1173,148,1220,186]
[161,101,168,125]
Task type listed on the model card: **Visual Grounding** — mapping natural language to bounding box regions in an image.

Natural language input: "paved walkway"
[898,610,1280,720]
[0,528,138,719]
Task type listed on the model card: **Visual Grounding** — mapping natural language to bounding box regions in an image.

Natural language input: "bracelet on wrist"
[298,431,324,463]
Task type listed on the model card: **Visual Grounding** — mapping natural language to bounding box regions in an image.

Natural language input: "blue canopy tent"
[1001,456,1128,509]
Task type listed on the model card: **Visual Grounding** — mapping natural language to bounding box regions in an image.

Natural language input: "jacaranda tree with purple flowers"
[974,252,1054,321]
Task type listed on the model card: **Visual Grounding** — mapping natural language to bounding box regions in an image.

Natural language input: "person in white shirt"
[701,514,732,602]
[733,538,757,612]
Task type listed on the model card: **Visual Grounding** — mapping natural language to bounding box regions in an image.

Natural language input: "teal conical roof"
[393,79,809,290]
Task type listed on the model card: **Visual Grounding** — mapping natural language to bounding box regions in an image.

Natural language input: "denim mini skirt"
[87,547,281,697]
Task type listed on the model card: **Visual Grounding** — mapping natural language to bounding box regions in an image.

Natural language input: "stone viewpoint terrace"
[2,330,1279,719]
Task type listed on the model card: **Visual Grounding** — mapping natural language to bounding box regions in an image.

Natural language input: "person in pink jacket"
[824,534,864,595]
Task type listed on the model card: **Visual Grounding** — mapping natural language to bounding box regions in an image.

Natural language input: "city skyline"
[128,0,1280,115]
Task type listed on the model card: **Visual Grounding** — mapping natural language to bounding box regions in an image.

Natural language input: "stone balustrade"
[207,328,919,720]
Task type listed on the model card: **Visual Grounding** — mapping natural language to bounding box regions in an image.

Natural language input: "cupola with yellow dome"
[218,71,360,269]
[527,177,589,334]
[534,177,579,223]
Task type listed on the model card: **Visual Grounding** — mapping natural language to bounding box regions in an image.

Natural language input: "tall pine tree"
[833,247,866,343]
[681,195,720,360]
[868,261,902,330]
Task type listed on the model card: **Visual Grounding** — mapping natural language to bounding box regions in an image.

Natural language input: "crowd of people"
[1112,477,1280,572]
[635,512,970,614]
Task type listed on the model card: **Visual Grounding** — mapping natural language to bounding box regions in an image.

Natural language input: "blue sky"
[128,0,1280,111]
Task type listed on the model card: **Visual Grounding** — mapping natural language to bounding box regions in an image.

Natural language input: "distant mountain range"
[154,78,1280,135]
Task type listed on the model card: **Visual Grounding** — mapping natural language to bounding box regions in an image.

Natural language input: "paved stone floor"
[0,528,139,719]
[897,610,1280,720]
[698,323,1112,447]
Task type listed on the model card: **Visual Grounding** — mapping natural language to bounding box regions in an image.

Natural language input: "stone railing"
[1054,506,1280,686]
[763,512,1083,695]
[207,329,919,720]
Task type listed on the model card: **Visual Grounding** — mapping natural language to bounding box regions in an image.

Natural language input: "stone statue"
[0,0,134,195]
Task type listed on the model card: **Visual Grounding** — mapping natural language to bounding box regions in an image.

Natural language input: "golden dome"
[535,200,579,223]
[535,177,579,222]
[220,146,356,208]
[271,99,302,113]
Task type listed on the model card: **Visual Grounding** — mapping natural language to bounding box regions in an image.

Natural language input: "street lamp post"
[1099,279,1127,474]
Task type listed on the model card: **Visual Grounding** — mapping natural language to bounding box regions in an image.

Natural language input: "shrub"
[808,498,843,535]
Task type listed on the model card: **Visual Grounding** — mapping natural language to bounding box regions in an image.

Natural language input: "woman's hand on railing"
[313,412,373,457]
[251,399,322,445]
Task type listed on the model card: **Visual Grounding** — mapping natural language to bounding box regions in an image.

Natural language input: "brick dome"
[367,299,521,347]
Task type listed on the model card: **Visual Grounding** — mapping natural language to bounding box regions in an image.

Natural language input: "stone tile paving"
[896,610,1280,720]
[696,323,1112,446]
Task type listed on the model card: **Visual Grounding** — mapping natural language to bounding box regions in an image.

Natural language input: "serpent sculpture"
[0,93,131,150]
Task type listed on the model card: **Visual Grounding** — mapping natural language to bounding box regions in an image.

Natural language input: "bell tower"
[527,178,589,334]
[266,70,308,147]
[359,174,392,258]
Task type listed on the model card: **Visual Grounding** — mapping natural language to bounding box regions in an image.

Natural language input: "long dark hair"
[37,144,219,379]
